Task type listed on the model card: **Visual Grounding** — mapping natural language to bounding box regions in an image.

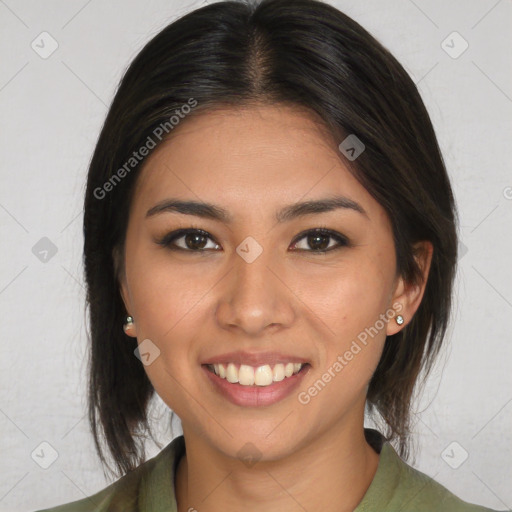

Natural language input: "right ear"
[113,245,138,338]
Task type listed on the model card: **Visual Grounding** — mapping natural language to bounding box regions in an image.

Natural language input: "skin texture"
[118,104,433,512]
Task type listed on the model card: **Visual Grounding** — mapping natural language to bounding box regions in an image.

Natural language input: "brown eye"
[157,229,220,251]
[182,232,209,250]
[157,227,349,254]
[290,228,349,253]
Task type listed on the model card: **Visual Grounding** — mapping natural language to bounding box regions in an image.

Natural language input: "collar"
[354,428,402,511]
[139,428,400,512]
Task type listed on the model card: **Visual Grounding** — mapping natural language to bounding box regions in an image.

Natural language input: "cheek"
[297,258,392,339]
[124,257,206,411]
[125,241,212,337]
[293,256,391,388]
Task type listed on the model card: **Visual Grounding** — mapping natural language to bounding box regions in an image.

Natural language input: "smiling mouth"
[204,362,310,387]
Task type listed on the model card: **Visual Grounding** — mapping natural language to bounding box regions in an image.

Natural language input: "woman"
[35,0,506,510]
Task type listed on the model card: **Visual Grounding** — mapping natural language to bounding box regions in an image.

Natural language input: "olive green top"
[34,429,506,512]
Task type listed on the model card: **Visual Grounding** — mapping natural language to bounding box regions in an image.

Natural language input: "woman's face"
[119,104,429,461]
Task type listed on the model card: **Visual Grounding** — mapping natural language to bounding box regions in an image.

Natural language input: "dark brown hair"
[83,0,458,478]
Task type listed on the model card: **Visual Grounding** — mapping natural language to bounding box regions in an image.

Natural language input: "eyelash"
[155,226,350,255]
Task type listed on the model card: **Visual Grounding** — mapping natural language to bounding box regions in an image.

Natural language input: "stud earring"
[395,314,404,325]
[123,315,134,334]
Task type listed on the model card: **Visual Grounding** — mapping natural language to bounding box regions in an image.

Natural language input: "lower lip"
[202,364,310,407]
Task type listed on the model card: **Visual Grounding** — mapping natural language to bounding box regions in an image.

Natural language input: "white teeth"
[272,363,285,382]
[226,363,238,383]
[254,365,273,386]
[209,362,305,387]
[239,364,255,385]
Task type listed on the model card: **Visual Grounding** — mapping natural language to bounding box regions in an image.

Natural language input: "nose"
[215,242,296,336]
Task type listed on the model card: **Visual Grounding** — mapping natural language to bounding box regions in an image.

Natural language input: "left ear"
[386,240,434,336]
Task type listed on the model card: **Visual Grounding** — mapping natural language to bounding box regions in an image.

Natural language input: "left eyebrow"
[275,196,369,223]
[145,195,369,223]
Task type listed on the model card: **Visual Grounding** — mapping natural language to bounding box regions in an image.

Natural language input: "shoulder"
[357,429,507,512]
[33,461,148,512]
[32,435,185,512]
[393,453,501,511]
[367,439,505,511]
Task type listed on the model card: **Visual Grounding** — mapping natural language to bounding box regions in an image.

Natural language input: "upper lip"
[202,351,309,367]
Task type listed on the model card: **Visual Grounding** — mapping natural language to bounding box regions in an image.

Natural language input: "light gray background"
[1,0,511,511]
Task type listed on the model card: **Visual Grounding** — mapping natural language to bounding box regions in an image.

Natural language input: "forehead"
[130,105,385,225]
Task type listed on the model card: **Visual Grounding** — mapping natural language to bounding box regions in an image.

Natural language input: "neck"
[175,420,380,512]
